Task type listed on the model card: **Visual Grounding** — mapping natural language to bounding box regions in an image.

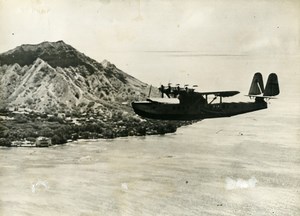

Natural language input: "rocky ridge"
[0,41,153,113]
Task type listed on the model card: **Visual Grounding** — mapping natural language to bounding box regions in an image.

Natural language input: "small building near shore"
[11,140,23,147]
[11,139,35,147]
[36,137,52,147]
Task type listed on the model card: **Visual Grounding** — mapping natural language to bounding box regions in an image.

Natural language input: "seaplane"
[131,73,279,120]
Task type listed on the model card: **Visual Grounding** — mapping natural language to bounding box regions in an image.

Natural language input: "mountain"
[0,41,154,114]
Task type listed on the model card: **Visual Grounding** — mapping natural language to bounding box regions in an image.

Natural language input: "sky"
[0,0,299,93]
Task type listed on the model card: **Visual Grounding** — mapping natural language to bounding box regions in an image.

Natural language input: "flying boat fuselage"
[131,73,279,121]
[132,99,267,121]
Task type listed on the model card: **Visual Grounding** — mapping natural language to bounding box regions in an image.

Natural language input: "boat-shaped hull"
[131,101,267,121]
[132,102,204,120]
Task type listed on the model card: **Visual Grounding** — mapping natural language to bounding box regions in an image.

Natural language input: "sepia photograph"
[0,0,299,215]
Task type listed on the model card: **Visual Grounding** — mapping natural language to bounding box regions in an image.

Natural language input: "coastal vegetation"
[0,108,192,147]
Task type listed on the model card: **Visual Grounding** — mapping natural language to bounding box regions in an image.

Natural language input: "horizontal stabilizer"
[248,72,264,95]
[246,95,277,99]
[263,73,280,96]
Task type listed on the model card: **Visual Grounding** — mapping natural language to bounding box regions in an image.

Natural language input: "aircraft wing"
[199,91,240,97]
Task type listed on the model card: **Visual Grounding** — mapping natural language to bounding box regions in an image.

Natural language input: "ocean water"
[0,96,299,216]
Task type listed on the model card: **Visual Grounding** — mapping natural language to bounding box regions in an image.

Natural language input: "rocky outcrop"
[0,41,155,113]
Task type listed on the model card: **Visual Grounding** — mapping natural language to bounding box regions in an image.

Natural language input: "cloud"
[31,180,49,193]
[225,176,258,190]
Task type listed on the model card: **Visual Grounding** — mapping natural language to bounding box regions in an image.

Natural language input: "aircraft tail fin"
[263,73,280,97]
[248,72,264,95]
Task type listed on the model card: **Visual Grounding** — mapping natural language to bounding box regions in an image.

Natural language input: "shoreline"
[0,111,194,148]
